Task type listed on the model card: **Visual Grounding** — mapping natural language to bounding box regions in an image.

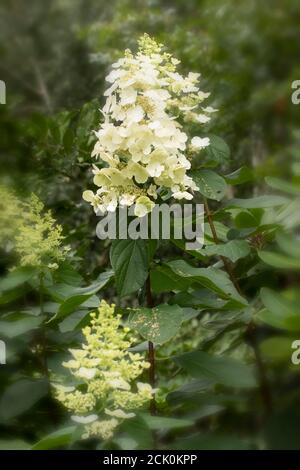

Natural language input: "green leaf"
[55,294,95,319]
[118,416,153,450]
[31,426,76,450]
[174,351,256,388]
[0,267,36,292]
[265,176,300,196]
[226,195,289,209]
[110,240,149,297]
[204,221,229,242]
[191,169,227,201]
[205,135,230,165]
[257,288,300,331]
[0,379,48,420]
[172,289,227,310]
[0,314,42,338]
[261,287,298,317]
[167,378,216,406]
[54,263,83,286]
[202,240,250,262]
[166,260,248,307]
[140,414,193,430]
[182,307,201,321]
[257,308,300,331]
[47,270,113,303]
[276,231,300,258]
[58,310,89,333]
[150,265,191,294]
[234,210,262,228]
[0,285,30,305]
[258,251,300,271]
[128,304,184,344]
[224,167,253,185]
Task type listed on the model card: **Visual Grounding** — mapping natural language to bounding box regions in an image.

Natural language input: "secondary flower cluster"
[53,300,155,441]
[83,34,213,217]
[0,186,68,270]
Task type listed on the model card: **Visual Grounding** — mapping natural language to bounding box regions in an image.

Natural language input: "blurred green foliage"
[0,0,300,451]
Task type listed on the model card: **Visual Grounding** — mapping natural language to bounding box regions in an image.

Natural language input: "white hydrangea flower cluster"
[53,300,155,441]
[83,34,213,217]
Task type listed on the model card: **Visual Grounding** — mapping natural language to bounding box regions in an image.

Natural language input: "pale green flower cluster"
[0,185,68,270]
[54,300,155,441]
[83,34,213,217]
[0,185,20,245]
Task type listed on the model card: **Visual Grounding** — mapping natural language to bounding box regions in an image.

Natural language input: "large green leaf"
[257,288,300,331]
[0,267,36,292]
[261,288,298,317]
[0,379,48,420]
[174,351,256,388]
[191,169,227,201]
[150,265,191,294]
[226,195,289,209]
[265,176,300,196]
[31,426,76,450]
[118,416,153,450]
[58,310,89,333]
[128,304,184,344]
[256,308,300,331]
[53,294,97,321]
[110,239,149,297]
[166,260,247,307]
[172,289,227,310]
[234,209,262,228]
[201,240,250,262]
[0,285,31,305]
[47,270,113,304]
[0,314,42,338]
[276,231,300,258]
[140,413,193,430]
[258,251,300,271]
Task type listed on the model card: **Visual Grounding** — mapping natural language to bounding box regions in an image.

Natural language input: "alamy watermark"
[96,203,204,250]
[291,80,300,105]
[291,340,300,365]
[0,80,6,104]
[0,340,6,365]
